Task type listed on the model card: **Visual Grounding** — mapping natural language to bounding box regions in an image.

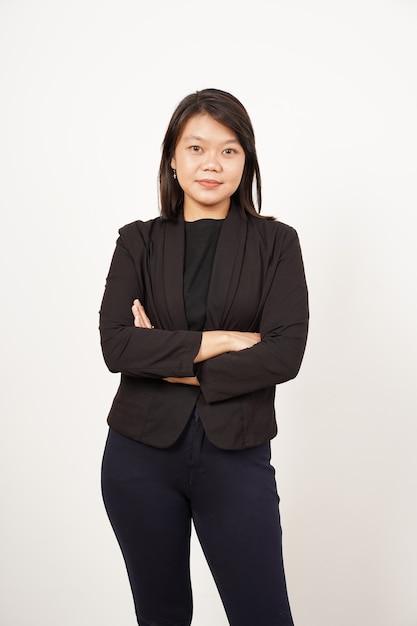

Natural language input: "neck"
[183,200,230,222]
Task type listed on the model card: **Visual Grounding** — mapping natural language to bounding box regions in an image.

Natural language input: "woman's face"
[171,113,246,221]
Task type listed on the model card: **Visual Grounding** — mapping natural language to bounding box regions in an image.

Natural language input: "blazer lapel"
[205,203,248,329]
[160,215,189,330]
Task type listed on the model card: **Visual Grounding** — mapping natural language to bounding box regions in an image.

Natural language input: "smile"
[197,179,222,189]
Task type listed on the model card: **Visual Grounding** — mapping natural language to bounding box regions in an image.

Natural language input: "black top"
[183,219,224,331]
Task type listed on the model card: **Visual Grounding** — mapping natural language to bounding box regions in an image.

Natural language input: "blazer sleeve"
[99,224,202,379]
[197,226,309,402]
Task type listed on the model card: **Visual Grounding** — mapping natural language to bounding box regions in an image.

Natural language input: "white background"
[1,1,416,625]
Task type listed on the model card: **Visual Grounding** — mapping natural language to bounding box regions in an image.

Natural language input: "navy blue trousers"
[101,410,294,626]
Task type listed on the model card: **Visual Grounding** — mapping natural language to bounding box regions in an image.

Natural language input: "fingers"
[131,299,154,329]
[228,330,261,351]
[163,377,200,386]
[241,332,261,348]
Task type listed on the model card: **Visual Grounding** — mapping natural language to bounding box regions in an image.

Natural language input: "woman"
[100,88,309,626]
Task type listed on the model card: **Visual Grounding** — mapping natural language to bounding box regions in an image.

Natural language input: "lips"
[197,179,221,188]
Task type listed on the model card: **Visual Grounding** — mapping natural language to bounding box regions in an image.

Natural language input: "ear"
[170,157,176,170]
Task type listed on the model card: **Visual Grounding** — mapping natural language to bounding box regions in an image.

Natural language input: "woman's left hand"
[163,376,200,386]
[131,300,199,386]
[132,299,154,329]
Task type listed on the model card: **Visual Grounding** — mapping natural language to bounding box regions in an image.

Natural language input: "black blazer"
[99,203,309,450]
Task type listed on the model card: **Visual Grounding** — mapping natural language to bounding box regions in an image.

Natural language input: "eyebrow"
[182,134,240,144]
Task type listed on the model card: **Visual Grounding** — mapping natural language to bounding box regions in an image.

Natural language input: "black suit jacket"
[99,203,309,450]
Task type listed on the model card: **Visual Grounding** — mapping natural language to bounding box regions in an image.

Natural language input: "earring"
[172,169,177,180]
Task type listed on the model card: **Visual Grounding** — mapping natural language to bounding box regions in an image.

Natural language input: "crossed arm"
[131,299,261,386]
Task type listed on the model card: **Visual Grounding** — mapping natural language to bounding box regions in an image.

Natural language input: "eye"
[190,145,202,152]
[223,148,236,155]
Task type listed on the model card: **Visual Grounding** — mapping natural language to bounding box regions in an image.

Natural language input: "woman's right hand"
[225,331,261,351]
[194,330,261,363]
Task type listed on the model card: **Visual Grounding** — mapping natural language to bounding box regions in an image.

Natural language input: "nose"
[202,152,221,172]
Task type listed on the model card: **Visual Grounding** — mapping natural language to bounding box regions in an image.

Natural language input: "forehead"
[178,113,238,143]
